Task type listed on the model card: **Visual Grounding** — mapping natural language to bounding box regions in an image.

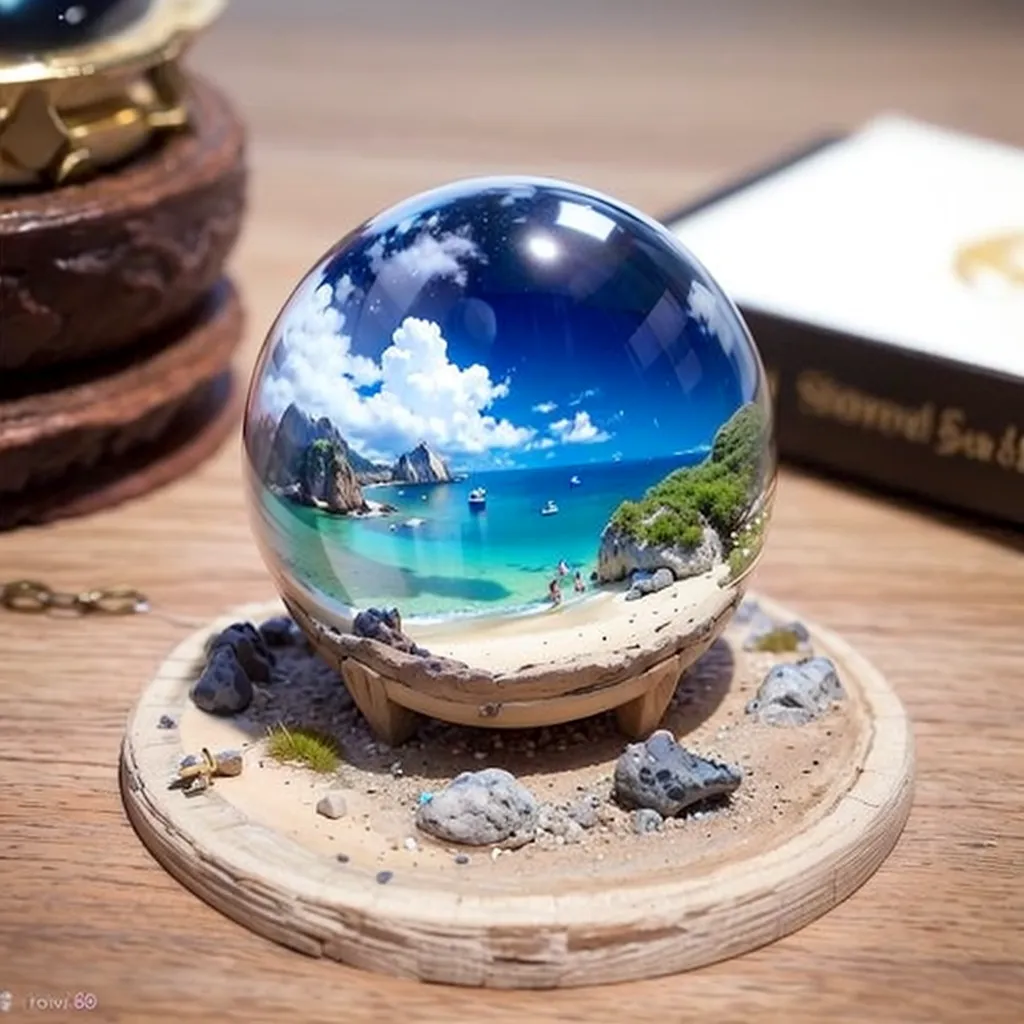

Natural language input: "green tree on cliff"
[609,401,768,552]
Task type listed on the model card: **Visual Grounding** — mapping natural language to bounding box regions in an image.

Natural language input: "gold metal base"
[0,0,223,188]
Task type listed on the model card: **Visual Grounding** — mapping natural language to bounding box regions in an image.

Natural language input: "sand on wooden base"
[120,592,914,989]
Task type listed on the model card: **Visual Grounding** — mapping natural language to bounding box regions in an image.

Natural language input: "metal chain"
[0,579,149,616]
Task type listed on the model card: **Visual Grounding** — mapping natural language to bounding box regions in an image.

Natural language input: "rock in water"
[301,438,369,514]
[746,657,845,726]
[415,768,538,846]
[208,622,273,682]
[614,729,742,817]
[190,648,254,715]
[392,441,452,483]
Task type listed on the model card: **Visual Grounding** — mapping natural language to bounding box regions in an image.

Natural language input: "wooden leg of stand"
[340,659,419,746]
[614,655,683,739]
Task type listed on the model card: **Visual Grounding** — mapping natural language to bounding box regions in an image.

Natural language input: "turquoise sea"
[264,452,706,620]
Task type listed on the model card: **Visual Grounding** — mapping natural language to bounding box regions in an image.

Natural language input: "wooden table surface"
[2,3,1023,1021]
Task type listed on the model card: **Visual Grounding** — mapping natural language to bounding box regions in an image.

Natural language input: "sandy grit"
[176,610,866,894]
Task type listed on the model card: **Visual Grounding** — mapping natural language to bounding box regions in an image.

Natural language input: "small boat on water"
[569,475,581,487]
[540,500,559,516]
[468,487,487,510]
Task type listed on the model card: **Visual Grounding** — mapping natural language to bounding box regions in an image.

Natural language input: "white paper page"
[668,115,1024,381]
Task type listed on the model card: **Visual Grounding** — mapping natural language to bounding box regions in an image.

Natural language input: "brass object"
[954,231,1024,291]
[0,578,149,614]
[172,746,243,796]
[0,0,225,188]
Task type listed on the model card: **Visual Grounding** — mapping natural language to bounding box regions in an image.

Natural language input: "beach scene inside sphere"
[245,178,773,643]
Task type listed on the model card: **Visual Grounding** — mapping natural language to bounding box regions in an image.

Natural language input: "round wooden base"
[0,75,246,372]
[0,279,243,529]
[121,593,914,989]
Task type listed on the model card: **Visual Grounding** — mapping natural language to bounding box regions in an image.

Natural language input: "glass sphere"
[0,1,152,53]
[244,177,774,654]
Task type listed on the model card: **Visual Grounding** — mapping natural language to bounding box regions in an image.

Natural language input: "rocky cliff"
[597,521,723,583]
[597,402,768,584]
[392,442,452,483]
[261,403,392,489]
[299,439,369,514]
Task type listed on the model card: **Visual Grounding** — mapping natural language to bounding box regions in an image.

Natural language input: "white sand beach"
[409,566,734,675]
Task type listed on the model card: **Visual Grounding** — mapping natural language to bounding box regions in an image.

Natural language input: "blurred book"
[664,115,1024,528]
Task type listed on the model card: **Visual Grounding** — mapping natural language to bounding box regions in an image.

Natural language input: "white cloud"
[369,230,480,286]
[525,437,557,451]
[569,387,599,407]
[549,410,610,444]
[532,401,558,414]
[259,275,534,463]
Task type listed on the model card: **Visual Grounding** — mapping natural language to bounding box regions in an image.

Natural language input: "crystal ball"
[244,177,774,667]
[0,1,152,53]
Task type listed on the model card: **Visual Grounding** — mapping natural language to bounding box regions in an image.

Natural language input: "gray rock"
[214,749,244,777]
[415,768,538,847]
[157,714,176,730]
[353,607,431,657]
[633,808,664,834]
[538,803,576,837]
[190,647,254,715]
[258,616,302,647]
[316,791,348,819]
[746,657,845,726]
[734,598,767,626]
[567,795,601,829]
[208,622,273,682]
[625,566,676,601]
[564,820,585,844]
[614,729,742,817]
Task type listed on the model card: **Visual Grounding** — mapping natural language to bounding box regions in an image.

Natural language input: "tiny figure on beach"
[557,559,569,577]
[548,577,562,606]
[573,570,586,594]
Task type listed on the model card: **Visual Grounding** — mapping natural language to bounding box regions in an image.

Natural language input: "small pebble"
[473,751,487,761]
[157,715,176,730]
[490,848,501,861]
[316,791,348,820]
[455,854,470,865]
[403,837,418,852]
[376,870,393,885]
[389,761,404,777]
[336,853,350,863]
[633,808,664,835]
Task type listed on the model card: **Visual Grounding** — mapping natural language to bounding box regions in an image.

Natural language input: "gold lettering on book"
[791,370,1024,477]
[796,371,934,444]
[996,425,1018,468]
[935,408,996,462]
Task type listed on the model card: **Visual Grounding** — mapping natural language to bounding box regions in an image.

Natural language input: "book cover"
[664,116,1024,528]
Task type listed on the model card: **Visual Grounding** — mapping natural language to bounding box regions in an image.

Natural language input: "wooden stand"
[282,582,739,745]
[0,75,246,372]
[120,593,915,990]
